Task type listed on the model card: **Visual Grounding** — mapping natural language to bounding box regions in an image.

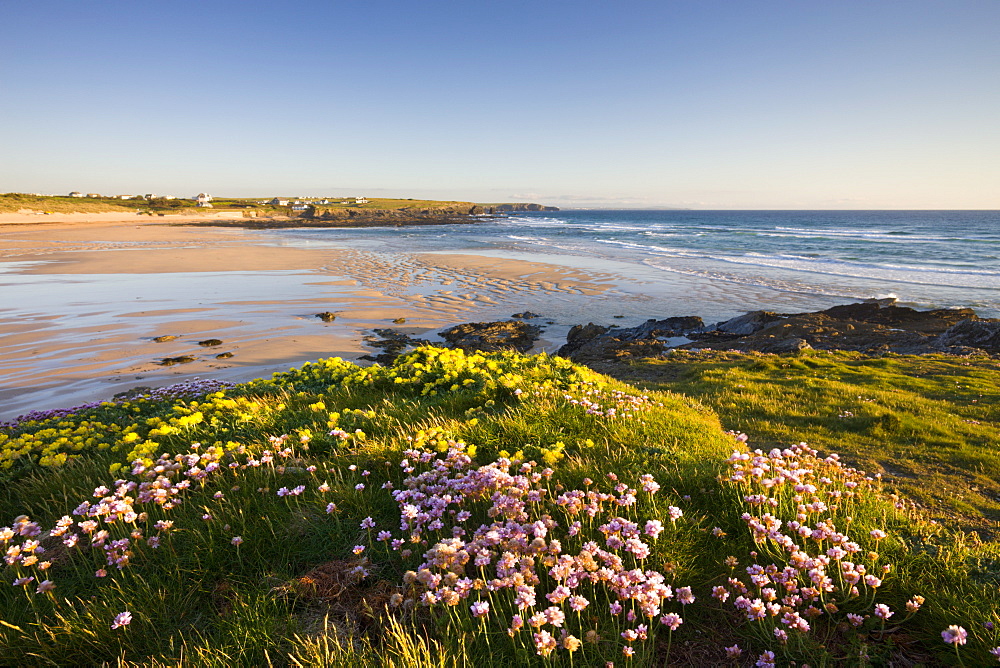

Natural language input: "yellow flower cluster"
[266,347,598,400]
[1,391,274,477]
[0,420,122,472]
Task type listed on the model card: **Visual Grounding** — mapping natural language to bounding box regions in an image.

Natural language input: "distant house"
[291,204,309,211]
[316,199,330,205]
[68,191,83,197]
[355,197,368,204]
[269,197,290,206]
[86,193,102,198]
[195,193,212,204]
[119,195,134,200]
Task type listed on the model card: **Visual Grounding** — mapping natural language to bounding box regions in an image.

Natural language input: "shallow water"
[272,210,1000,320]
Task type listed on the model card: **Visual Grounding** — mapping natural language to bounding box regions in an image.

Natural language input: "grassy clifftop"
[2,348,999,665]
[0,194,552,218]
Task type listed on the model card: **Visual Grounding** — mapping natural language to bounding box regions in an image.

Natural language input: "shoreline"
[3,215,997,421]
[0,217,615,419]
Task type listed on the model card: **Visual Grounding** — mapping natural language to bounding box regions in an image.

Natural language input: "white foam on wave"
[591,239,1000,289]
[639,259,1000,313]
[764,227,996,245]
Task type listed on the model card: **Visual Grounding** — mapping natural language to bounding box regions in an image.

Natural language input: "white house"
[68,191,83,197]
[291,204,310,211]
[355,197,368,204]
[270,197,290,206]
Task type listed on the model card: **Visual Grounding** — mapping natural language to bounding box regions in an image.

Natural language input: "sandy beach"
[0,214,621,419]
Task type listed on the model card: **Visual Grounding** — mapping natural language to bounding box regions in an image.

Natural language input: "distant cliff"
[184,202,559,229]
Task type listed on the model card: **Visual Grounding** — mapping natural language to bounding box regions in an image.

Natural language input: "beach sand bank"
[0,218,622,419]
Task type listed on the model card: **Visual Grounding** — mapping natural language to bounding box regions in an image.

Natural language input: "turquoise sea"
[270,209,1000,322]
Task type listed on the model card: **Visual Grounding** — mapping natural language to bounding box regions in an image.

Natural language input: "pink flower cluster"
[385,443,690,659]
[560,386,663,419]
[720,442,924,653]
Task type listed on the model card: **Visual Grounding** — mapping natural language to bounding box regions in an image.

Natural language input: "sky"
[2,1,998,209]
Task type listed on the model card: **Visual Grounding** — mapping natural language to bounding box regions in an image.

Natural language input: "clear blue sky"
[2,0,998,208]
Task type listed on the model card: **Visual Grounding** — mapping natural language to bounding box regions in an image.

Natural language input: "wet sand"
[0,217,622,419]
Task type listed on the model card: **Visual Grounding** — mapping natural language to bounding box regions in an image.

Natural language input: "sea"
[269,209,1000,324]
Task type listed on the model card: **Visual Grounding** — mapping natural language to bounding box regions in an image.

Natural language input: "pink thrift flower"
[874,604,893,620]
[231,536,243,546]
[942,625,968,646]
[470,601,490,618]
[660,613,682,630]
[352,545,365,555]
[111,611,132,629]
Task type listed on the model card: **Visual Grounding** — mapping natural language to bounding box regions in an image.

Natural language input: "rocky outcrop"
[557,299,1000,367]
[360,329,431,365]
[669,300,983,355]
[937,320,1000,353]
[712,311,785,336]
[439,321,541,353]
[557,317,705,366]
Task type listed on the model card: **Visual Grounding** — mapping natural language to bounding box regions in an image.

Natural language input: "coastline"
[3,214,998,421]
[0,217,613,419]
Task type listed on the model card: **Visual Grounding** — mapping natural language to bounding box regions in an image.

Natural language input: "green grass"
[610,350,1000,533]
[2,348,1000,666]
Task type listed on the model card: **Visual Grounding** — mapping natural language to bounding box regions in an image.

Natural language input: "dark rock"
[613,316,705,342]
[558,317,703,366]
[937,319,1000,352]
[558,323,611,357]
[511,311,541,319]
[315,312,337,322]
[158,356,197,366]
[758,337,812,354]
[613,315,625,319]
[362,328,430,365]
[439,320,541,353]
[114,386,153,400]
[393,317,407,324]
[561,301,998,367]
[198,339,223,347]
[819,301,976,333]
[152,335,178,343]
[215,352,234,359]
[712,311,786,336]
[680,302,983,355]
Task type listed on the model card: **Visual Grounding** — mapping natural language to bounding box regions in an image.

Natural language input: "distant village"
[62,191,370,209]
